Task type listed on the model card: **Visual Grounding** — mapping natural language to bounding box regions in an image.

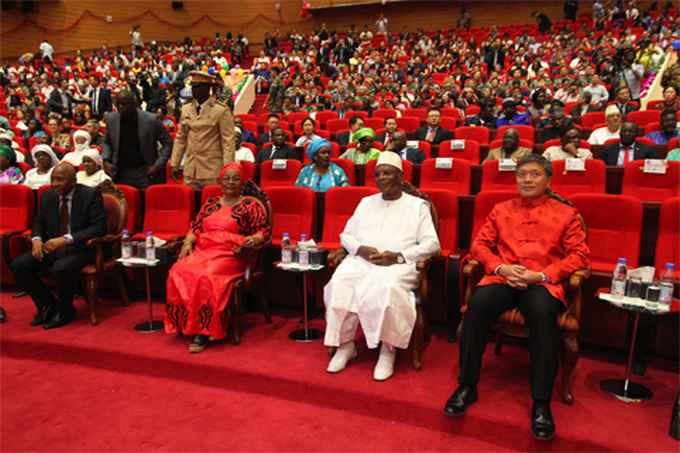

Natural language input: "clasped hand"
[32,237,68,261]
[498,264,543,290]
[357,246,399,266]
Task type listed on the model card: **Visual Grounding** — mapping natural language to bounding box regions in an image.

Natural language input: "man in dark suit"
[259,114,280,145]
[102,90,172,188]
[90,76,113,120]
[336,115,365,146]
[598,121,657,165]
[46,79,74,117]
[483,39,505,70]
[387,131,425,164]
[415,108,454,145]
[256,128,298,163]
[376,117,399,147]
[11,164,105,329]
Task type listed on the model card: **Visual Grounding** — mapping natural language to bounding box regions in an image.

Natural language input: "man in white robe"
[324,151,440,381]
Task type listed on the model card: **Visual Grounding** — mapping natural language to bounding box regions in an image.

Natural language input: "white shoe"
[326,341,358,373]
[373,343,396,381]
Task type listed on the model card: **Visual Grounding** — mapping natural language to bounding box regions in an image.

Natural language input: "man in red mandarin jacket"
[444,154,590,441]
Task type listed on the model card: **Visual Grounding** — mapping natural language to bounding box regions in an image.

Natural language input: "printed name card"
[435,157,453,169]
[407,140,419,148]
[450,139,465,151]
[272,159,288,170]
[643,159,667,174]
[565,158,586,171]
[498,159,517,172]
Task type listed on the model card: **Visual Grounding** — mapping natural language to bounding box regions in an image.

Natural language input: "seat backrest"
[421,188,458,253]
[0,184,34,232]
[581,111,606,129]
[471,190,516,241]
[200,184,222,205]
[419,158,472,194]
[322,186,378,242]
[438,139,481,163]
[315,110,339,127]
[622,161,680,202]
[143,184,195,237]
[396,116,421,133]
[454,126,490,145]
[326,118,349,133]
[550,159,607,196]
[372,109,398,119]
[268,186,316,240]
[364,159,414,186]
[571,194,642,271]
[259,159,303,189]
[496,125,535,143]
[440,116,458,131]
[100,186,128,235]
[403,108,427,120]
[364,117,384,130]
[655,197,680,274]
[240,161,257,183]
[627,110,661,127]
[480,159,518,192]
[116,184,141,234]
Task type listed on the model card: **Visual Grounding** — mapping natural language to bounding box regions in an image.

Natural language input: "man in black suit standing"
[46,79,74,117]
[483,38,505,71]
[102,90,172,188]
[90,76,113,120]
[598,121,656,165]
[11,164,105,329]
[336,115,365,146]
[386,131,425,164]
[415,108,453,145]
[256,128,298,163]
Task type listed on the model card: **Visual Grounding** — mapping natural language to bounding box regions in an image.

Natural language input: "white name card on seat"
[565,158,586,172]
[435,157,453,169]
[450,139,465,151]
[407,140,419,148]
[272,159,288,170]
[498,159,517,172]
[643,159,667,174]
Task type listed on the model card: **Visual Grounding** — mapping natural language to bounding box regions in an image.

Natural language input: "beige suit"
[171,96,235,188]
[483,146,532,163]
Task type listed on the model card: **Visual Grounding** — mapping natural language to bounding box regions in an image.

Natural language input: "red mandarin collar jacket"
[471,195,591,304]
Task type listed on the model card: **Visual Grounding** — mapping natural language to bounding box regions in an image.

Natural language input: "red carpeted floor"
[1,291,678,452]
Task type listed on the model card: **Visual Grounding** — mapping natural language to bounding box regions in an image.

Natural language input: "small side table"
[276,262,325,342]
[598,290,679,402]
[118,257,163,333]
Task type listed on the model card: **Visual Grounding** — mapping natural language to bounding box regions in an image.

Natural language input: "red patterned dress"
[164,196,270,339]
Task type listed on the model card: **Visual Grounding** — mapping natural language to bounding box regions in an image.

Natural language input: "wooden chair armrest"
[568,268,591,290]
[462,258,480,275]
[86,234,121,248]
[566,268,591,322]
[327,248,348,269]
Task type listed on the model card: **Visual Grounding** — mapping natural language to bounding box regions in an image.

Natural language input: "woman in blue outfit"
[295,138,349,192]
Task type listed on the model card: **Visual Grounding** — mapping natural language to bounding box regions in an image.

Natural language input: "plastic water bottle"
[611,257,628,297]
[298,233,309,267]
[121,229,131,259]
[659,263,676,307]
[281,232,292,264]
[145,230,156,261]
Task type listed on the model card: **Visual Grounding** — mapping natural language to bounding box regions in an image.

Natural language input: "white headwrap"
[30,144,59,167]
[72,129,91,151]
[81,148,103,167]
[376,150,403,172]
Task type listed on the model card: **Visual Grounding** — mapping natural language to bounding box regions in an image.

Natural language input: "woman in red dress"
[164,163,271,352]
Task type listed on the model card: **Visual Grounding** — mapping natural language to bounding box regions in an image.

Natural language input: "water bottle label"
[299,250,309,266]
[146,248,155,261]
[611,280,626,296]
[659,285,674,304]
[282,249,292,264]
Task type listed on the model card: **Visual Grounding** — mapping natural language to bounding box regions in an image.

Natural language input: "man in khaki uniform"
[171,71,235,189]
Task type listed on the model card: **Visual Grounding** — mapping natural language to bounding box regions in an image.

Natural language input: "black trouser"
[115,166,155,189]
[10,247,93,315]
[459,284,564,401]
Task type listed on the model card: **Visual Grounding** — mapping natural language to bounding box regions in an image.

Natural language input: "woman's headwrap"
[353,127,375,142]
[81,148,103,167]
[306,138,331,162]
[30,144,59,167]
[0,144,17,167]
[219,161,243,179]
[72,129,91,151]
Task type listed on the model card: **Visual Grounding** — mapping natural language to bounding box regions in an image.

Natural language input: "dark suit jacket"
[91,87,113,116]
[414,126,453,145]
[336,131,352,147]
[32,185,106,249]
[102,109,172,176]
[396,147,425,164]
[484,48,505,69]
[47,89,74,116]
[259,130,276,145]
[256,144,299,163]
[598,143,657,166]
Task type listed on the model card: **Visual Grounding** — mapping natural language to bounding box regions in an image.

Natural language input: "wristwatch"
[396,253,405,264]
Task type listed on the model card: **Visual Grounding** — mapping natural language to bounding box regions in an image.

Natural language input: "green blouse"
[666,149,680,161]
[339,147,381,165]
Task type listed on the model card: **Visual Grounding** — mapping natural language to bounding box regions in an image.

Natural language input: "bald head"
[51,163,77,195]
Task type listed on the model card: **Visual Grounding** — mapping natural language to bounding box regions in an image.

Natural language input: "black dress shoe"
[43,309,75,330]
[30,306,53,327]
[444,385,478,417]
[531,401,555,441]
[0,306,6,323]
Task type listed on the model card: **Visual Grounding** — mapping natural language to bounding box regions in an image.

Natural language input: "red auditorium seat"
[320,186,378,250]
[622,161,680,202]
[241,121,258,134]
[345,110,368,120]
[440,108,464,123]
[437,139,481,162]
[668,137,679,151]
[627,110,661,127]
[0,185,34,284]
[135,184,195,241]
[200,184,222,205]
[363,117,384,130]
[571,194,642,274]
[372,109,398,119]
[396,116,420,133]
[237,113,257,122]
[325,119,349,133]
[550,159,606,195]
[287,111,309,123]
[421,188,458,257]
[116,184,141,235]
[580,111,606,129]
[644,122,660,135]
[267,186,316,246]
[315,110,339,127]
[496,125,535,144]
[259,159,303,189]
[454,126,491,145]
[471,190,517,241]
[480,159,518,192]
[488,138,533,151]
[408,140,432,159]
[655,197,680,278]
[439,116,458,130]
[365,159,414,186]
[403,108,427,120]
[419,158,472,194]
